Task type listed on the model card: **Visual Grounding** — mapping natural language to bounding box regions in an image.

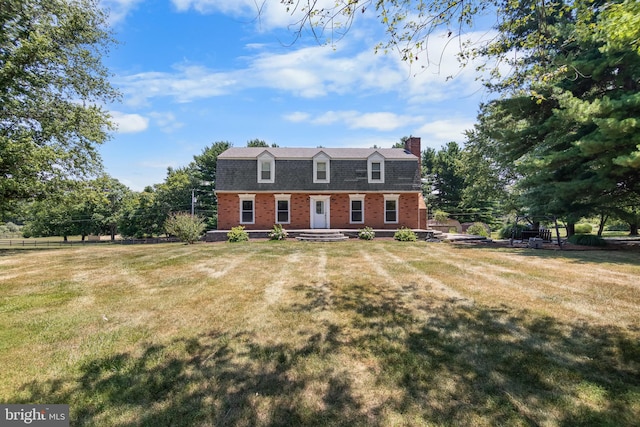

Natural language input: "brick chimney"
[404,136,421,160]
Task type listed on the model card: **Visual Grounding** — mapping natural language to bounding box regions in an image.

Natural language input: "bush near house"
[164,212,206,244]
[268,224,288,240]
[394,227,417,241]
[358,226,375,240]
[466,222,489,237]
[227,226,249,242]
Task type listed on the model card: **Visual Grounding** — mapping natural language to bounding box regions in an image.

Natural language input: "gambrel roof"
[216,147,421,193]
[217,147,418,161]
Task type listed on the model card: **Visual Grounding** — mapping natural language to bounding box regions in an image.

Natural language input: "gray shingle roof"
[216,158,422,192]
[217,147,417,160]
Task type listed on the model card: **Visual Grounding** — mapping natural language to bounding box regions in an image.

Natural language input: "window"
[239,194,255,224]
[316,162,327,180]
[384,194,399,223]
[371,162,381,180]
[313,153,330,183]
[275,194,291,224]
[257,153,275,183]
[349,194,365,224]
[367,153,385,183]
[261,161,271,180]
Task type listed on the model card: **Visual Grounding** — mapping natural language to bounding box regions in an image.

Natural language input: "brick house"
[215,137,426,230]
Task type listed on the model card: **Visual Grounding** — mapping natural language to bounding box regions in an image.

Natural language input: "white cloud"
[115,28,492,117]
[311,110,357,126]
[416,118,476,147]
[289,110,422,132]
[110,111,149,133]
[400,30,499,103]
[171,0,256,14]
[117,65,237,106]
[283,112,311,122]
[149,112,184,133]
[351,112,422,131]
[169,0,347,31]
[100,0,144,25]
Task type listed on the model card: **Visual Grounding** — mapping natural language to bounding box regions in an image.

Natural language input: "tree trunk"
[597,213,608,237]
[630,223,639,236]
[553,216,563,249]
[566,223,575,237]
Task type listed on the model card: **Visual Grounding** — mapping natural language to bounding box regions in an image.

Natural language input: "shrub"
[164,212,206,244]
[227,226,249,242]
[499,223,529,239]
[394,227,417,242]
[433,210,449,224]
[605,221,629,232]
[21,226,32,238]
[268,224,288,240]
[568,234,606,247]
[574,223,593,234]
[466,222,489,237]
[5,222,19,233]
[358,226,375,240]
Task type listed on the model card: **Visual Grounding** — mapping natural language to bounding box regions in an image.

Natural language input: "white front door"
[310,196,330,229]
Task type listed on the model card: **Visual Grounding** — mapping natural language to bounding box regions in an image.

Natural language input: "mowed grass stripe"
[422,243,640,325]
[0,241,638,426]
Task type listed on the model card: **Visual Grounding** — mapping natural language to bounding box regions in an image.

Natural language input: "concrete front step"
[204,229,444,242]
[296,232,349,242]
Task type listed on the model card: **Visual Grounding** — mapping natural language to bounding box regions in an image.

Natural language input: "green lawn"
[1,241,639,426]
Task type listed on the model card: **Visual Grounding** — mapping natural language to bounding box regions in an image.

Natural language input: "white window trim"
[349,194,365,224]
[384,194,399,224]
[274,194,291,224]
[368,153,385,183]
[239,194,256,224]
[313,153,331,183]
[257,152,275,183]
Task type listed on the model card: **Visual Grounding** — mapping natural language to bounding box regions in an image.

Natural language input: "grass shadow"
[450,243,640,267]
[10,279,640,426]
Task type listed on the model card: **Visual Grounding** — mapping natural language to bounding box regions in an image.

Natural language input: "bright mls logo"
[1,405,69,426]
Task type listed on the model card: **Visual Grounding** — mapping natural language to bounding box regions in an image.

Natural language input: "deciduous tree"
[0,0,118,216]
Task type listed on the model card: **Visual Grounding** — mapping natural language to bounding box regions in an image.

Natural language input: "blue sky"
[100,0,495,191]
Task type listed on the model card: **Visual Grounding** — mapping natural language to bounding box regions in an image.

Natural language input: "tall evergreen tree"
[192,141,233,228]
[423,142,467,218]
[469,0,640,233]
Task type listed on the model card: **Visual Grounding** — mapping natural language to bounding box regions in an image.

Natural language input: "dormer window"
[313,152,330,183]
[261,161,271,180]
[367,153,385,183]
[317,162,327,180]
[371,162,381,180]
[257,152,275,183]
